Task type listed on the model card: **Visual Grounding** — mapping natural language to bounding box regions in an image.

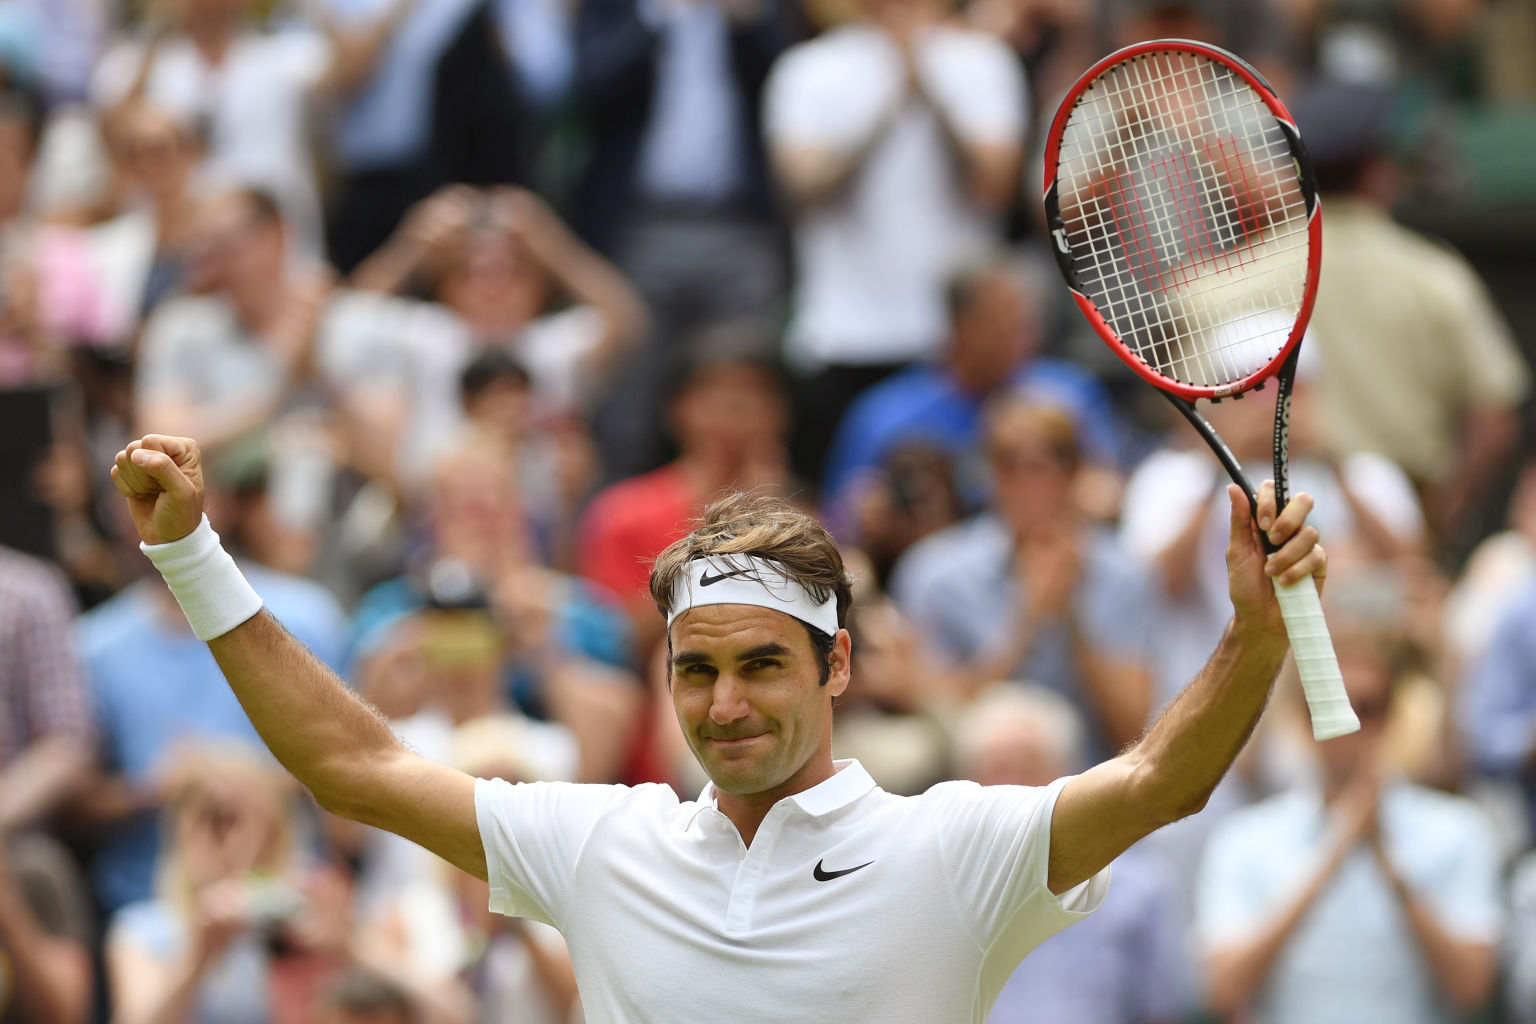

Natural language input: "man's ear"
[828,628,852,699]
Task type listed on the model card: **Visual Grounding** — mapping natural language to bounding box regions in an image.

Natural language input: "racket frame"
[1042,38,1359,740]
[1041,38,1324,405]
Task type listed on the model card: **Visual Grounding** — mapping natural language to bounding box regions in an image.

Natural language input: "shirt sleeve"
[1422,802,1503,943]
[930,777,1108,953]
[1438,255,1531,408]
[475,778,633,928]
[1460,589,1536,776]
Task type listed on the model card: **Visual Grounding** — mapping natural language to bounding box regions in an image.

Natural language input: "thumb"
[1226,483,1250,535]
[130,447,196,502]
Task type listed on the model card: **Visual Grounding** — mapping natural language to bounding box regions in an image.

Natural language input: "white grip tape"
[1271,574,1359,741]
[140,515,264,642]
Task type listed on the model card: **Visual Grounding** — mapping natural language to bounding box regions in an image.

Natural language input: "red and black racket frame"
[1041,38,1323,553]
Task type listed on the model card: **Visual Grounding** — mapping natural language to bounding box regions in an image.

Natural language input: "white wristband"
[140,515,264,642]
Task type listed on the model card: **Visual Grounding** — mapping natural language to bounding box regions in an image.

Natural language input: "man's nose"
[709,674,750,726]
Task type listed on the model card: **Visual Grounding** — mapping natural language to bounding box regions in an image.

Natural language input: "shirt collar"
[685,759,878,828]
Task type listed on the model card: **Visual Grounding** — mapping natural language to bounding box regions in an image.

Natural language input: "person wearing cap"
[106,430,1326,1022]
[1292,80,1529,546]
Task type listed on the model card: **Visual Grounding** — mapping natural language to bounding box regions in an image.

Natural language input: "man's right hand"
[110,435,206,545]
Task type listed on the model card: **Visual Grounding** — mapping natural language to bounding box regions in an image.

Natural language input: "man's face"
[987,420,1074,531]
[670,605,849,798]
[950,274,1033,395]
[191,195,283,295]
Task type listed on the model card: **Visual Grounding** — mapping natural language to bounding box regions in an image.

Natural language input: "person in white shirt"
[104,431,1327,1023]
[764,0,1025,474]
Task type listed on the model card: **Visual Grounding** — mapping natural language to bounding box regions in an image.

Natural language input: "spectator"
[1444,453,1536,671]
[1119,349,1427,703]
[1461,575,1536,836]
[958,685,1189,1024]
[351,184,648,481]
[364,715,580,1024]
[133,185,450,562]
[763,0,1025,476]
[0,545,94,833]
[1198,630,1500,1024]
[87,100,205,338]
[0,831,94,1024]
[574,0,800,478]
[90,0,406,257]
[104,749,353,1024]
[457,349,597,571]
[577,325,796,664]
[131,187,335,459]
[889,398,1154,758]
[1293,81,1530,545]
[76,477,350,915]
[0,80,109,382]
[354,439,641,783]
[321,0,572,273]
[820,254,1126,535]
[320,970,419,1024]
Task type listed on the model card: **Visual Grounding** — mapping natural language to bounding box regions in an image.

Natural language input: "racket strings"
[1055,51,1310,388]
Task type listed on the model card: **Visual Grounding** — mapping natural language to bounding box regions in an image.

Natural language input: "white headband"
[668,556,839,637]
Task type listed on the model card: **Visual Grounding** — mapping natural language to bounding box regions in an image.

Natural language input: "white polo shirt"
[475,759,1107,1023]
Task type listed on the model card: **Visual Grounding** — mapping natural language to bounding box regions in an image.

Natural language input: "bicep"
[364,751,487,880]
[1048,754,1157,895]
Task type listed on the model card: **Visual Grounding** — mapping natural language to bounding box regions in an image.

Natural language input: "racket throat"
[1162,392,1277,555]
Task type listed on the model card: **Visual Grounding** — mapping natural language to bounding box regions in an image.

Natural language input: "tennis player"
[110,432,1324,1023]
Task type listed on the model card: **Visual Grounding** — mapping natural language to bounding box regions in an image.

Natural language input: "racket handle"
[1270,574,1360,741]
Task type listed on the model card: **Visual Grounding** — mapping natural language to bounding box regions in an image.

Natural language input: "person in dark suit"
[573,0,802,479]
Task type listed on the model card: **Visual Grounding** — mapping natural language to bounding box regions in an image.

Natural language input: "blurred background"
[1,0,1535,1021]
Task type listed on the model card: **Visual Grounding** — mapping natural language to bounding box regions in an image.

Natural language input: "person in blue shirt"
[820,255,1128,536]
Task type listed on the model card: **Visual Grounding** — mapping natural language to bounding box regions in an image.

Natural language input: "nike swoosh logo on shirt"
[813,859,874,882]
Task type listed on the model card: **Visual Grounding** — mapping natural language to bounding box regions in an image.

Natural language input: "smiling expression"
[670,605,850,802]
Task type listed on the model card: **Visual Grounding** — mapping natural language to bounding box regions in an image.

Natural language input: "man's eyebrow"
[739,643,792,662]
[671,642,794,669]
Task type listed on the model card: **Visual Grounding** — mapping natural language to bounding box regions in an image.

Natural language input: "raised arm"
[1047,482,1324,894]
[108,434,487,879]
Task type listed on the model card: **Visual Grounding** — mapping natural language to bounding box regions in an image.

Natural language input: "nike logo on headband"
[699,568,752,587]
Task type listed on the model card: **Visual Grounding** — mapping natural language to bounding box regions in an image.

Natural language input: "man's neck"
[715,759,839,847]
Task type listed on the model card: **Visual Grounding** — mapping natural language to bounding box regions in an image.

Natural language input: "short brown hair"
[649,492,853,636]
[983,397,1080,471]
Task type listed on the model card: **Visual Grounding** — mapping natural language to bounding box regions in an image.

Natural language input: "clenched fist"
[110,435,206,545]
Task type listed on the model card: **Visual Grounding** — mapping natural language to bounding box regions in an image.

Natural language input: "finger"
[1265,491,1316,548]
[139,433,190,461]
[1254,480,1277,532]
[114,448,157,496]
[1274,542,1327,587]
[109,464,136,498]
[1264,523,1318,576]
[1225,483,1261,552]
[129,447,196,502]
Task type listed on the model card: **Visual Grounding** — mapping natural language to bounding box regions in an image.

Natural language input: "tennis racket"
[1041,39,1358,741]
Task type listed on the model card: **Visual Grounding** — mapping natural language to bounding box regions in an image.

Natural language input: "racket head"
[1042,39,1322,402]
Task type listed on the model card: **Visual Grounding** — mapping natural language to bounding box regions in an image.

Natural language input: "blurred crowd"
[2,0,1536,1021]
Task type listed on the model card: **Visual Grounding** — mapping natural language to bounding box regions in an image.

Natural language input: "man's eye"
[745,659,780,672]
